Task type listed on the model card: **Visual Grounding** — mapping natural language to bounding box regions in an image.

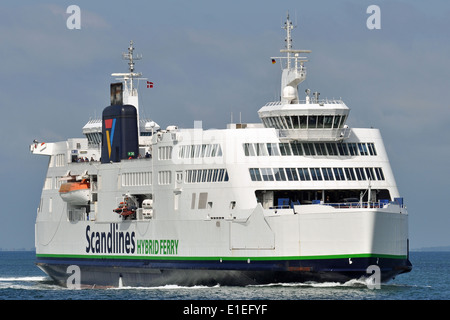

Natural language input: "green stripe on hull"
[36,253,407,261]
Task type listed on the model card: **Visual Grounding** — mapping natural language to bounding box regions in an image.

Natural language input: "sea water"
[0,251,448,301]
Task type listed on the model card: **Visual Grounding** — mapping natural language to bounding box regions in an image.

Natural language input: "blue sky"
[1,0,449,250]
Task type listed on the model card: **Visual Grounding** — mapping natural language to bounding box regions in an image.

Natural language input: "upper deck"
[30,15,403,224]
[258,99,350,141]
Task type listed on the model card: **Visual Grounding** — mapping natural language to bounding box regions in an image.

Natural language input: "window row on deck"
[122,168,230,186]
[244,142,377,157]
[249,167,385,182]
[178,144,223,159]
[261,114,348,130]
[185,169,229,184]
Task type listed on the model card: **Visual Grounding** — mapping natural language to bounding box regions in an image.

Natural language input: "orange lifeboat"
[113,201,136,216]
[59,179,90,205]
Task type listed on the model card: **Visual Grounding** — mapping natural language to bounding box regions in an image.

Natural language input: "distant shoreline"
[411,246,450,252]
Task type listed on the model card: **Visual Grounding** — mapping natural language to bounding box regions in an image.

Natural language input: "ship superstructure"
[31,15,411,288]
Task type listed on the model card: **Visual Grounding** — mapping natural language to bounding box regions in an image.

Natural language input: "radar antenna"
[271,13,312,104]
[123,40,142,74]
[111,40,146,98]
[111,41,148,133]
[283,12,296,68]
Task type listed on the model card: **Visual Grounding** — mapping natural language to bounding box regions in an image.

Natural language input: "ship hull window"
[365,167,375,180]
[274,168,287,181]
[292,116,299,129]
[315,143,327,155]
[324,116,333,128]
[290,142,303,155]
[355,168,366,180]
[303,143,315,156]
[333,168,345,180]
[321,168,333,180]
[344,168,356,180]
[308,115,317,128]
[348,143,358,156]
[326,143,338,156]
[337,143,349,156]
[333,115,342,128]
[279,143,291,156]
[310,168,323,181]
[249,168,262,181]
[358,143,369,156]
[267,143,280,156]
[297,168,311,181]
[375,167,385,180]
[286,168,299,181]
[317,116,324,128]
[261,168,274,181]
[367,143,377,156]
[299,116,307,128]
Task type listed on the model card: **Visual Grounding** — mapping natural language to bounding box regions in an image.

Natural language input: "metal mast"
[283,13,295,69]
[111,41,146,134]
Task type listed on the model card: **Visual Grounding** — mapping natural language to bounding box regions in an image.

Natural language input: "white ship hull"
[35,199,410,287]
[31,19,411,288]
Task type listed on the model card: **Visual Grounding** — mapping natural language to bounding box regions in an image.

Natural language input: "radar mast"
[111,41,147,133]
[272,13,311,104]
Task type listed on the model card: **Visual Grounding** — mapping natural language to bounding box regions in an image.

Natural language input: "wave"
[0,275,61,292]
[111,283,221,290]
[109,278,377,290]
[109,279,372,291]
[247,278,369,288]
[0,276,48,282]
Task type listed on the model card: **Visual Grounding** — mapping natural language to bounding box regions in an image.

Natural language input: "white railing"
[324,201,389,209]
[269,200,401,211]
[264,99,344,107]
[277,127,351,141]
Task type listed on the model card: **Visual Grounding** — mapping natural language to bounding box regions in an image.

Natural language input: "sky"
[0,0,449,250]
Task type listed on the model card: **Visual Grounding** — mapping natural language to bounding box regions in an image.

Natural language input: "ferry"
[31,15,412,287]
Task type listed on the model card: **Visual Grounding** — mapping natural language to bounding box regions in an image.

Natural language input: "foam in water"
[0,276,48,282]
[110,283,221,290]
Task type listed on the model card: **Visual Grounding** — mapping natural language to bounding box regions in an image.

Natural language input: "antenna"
[112,41,145,96]
[122,40,142,73]
[111,41,148,135]
[271,13,311,104]
[283,12,296,68]
[294,10,298,28]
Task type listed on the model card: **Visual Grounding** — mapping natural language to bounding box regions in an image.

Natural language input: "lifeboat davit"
[59,179,90,205]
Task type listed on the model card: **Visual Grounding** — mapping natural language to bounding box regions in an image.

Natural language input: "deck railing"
[324,201,387,209]
[269,199,403,211]
[277,127,351,141]
[264,99,344,107]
